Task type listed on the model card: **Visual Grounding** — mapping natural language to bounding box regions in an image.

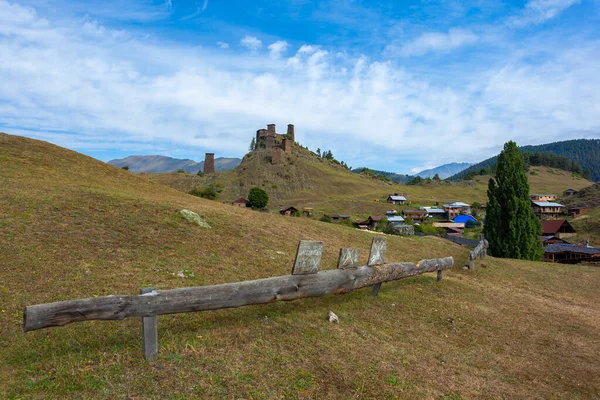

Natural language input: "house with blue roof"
[453,215,477,225]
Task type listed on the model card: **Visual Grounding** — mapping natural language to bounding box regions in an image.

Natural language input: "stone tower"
[204,153,215,174]
[267,124,276,136]
[287,124,295,142]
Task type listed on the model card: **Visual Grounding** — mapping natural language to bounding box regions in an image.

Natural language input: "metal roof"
[450,201,470,207]
[387,216,405,222]
[426,208,445,213]
[532,201,564,207]
[544,244,600,255]
[388,195,406,201]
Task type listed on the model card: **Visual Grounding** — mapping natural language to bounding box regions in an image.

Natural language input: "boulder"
[179,209,211,228]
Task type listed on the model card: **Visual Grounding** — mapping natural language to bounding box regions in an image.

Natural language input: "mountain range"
[413,162,472,179]
[107,155,242,174]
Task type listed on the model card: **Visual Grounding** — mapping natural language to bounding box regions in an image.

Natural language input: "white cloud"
[268,40,288,59]
[508,0,580,27]
[201,0,208,12]
[387,28,478,57]
[217,41,229,49]
[0,1,599,171]
[240,35,262,51]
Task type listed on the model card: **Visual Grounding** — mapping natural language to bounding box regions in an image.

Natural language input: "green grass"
[1,132,600,399]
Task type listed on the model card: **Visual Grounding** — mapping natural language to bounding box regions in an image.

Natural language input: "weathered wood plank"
[23,256,454,332]
[368,237,386,297]
[292,240,323,275]
[337,248,360,269]
[140,288,158,361]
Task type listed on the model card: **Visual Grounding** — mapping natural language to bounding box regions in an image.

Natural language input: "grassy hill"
[1,132,599,399]
[148,144,592,221]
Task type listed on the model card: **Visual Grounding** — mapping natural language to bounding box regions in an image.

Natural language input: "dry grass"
[1,132,599,399]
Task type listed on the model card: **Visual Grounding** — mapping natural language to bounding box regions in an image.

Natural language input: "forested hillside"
[352,167,412,184]
[448,139,600,181]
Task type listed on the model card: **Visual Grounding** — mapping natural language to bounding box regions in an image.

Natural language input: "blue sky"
[1,0,599,174]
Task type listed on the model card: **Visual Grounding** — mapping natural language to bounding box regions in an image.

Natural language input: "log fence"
[469,234,489,269]
[23,237,456,361]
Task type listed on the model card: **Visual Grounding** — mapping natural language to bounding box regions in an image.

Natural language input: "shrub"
[319,215,331,223]
[189,185,218,200]
[248,187,269,209]
[121,165,129,171]
[196,170,204,177]
[177,169,185,173]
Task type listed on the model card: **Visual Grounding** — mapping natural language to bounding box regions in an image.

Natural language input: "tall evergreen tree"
[483,141,543,260]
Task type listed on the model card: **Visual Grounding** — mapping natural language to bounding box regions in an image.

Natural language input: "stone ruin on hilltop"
[253,123,295,164]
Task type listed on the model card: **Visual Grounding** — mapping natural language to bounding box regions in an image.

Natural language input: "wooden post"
[337,248,360,269]
[292,241,323,275]
[437,269,442,282]
[469,254,475,270]
[369,237,386,297]
[140,288,158,362]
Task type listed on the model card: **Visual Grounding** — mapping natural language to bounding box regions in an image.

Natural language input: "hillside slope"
[108,155,241,173]
[1,133,599,399]
[149,143,591,221]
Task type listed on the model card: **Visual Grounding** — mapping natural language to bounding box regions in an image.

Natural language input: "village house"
[531,194,557,202]
[387,194,407,205]
[402,209,428,222]
[544,242,600,263]
[531,200,564,219]
[568,206,588,217]
[358,216,383,230]
[562,189,578,196]
[442,204,462,220]
[232,198,250,208]
[541,235,569,246]
[453,215,477,225]
[387,215,405,227]
[433,222,466,235]
[302,207,314,217]
[419,206,445,219]
[541,220,576,238]
[324,214,351,222]
[279,206,299,216]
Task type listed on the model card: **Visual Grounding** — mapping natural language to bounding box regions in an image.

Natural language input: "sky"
[1,0,599,174]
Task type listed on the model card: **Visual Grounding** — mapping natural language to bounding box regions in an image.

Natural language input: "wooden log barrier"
[23,252,453,333]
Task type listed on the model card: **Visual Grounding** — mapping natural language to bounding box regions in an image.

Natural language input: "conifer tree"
[483,141,543,260]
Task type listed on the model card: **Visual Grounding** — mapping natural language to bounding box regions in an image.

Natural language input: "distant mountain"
[448,139,600,181]
[107,155,241,174]
[352,167,412,184]
[414,162,471,179]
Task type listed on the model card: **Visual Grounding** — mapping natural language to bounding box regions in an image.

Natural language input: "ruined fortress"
[254,124,295,164]
[203,123,296,172]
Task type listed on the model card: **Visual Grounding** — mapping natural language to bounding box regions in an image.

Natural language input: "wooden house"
[279,206,299,216]
[402,209,428,222]
[324,214,351,222]
[544,243,600,263]
[531,194,557,202]
[387,194,407,205]
[541,220,576,238]
[531,200,564,219]
[302,207,314,217]
[232,198,250,208]
[358,216,383,230]
[568,206,588,217]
